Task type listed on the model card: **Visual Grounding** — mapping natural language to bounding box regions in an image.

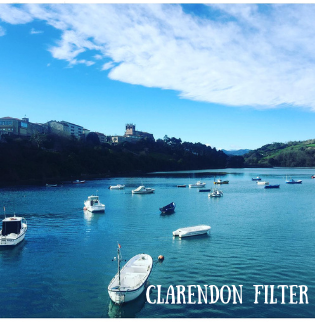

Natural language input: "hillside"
[222,149,250,156]
[244,139,315,167]
[0,133,243,185]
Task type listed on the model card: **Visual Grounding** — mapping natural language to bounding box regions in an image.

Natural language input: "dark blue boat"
[159,202,176,214]
[265,184,280,189]
[199,189,211,192]
[252,177,261,181]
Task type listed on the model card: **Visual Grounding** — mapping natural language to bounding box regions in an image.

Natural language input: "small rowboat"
[264,184,280,189]
[159,202,176,214]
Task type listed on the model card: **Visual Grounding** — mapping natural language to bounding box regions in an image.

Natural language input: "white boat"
[109,184,125,190]
[173,225,211,238]
[257,181,269,185]
[73,180,85,184]
[0,215,27,246]
[189,181,206,188]
[132,186,155,194]
[108,245,153,304]
[214,179,229,184]
[84,195,105,213]
[46,183,57,187]
[209,189,223,197]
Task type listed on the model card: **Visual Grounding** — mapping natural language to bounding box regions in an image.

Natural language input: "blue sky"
[1,3,315,150]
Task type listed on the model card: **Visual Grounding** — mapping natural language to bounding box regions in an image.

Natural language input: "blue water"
[0,168,315,318]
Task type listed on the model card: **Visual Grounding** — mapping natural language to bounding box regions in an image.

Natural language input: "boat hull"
[86,205,105,213]
[108,254,153,305]
[265,185,280,189]
[173,225,211,238]
[0,229,27,246]
[108,284,146,304]
[132,190,154,194]
[189,184,206,188]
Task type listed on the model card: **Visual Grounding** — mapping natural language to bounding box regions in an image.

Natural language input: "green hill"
[244,139,315,167]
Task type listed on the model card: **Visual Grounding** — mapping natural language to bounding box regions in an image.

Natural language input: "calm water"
[0,168,315,318]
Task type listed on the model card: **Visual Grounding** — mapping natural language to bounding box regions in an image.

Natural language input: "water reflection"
[0,240,26,260]
[107,289,147,318]
[83,210,103,224]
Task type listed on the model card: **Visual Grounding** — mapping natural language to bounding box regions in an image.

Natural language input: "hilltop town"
[0,116,154,144]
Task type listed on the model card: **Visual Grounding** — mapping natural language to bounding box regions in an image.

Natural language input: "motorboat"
[159,202,175,214]
[286,179,302,184]
[265,184,280,189]
[73,180,85,184]
[109,184,125,190]
[46,183,57,187]
[177,185,186,188]
[214,179,229,184]
[312,175,315,179]
[173,225,211,238]
[132,186,155,194]
[199,189,211,192]
[209,189,223,197]
[0,215,27,246]
[189,181,206,188]
[108,245,153,304]
[252,177,261,181]
[257,181,269,185]
[84,195,105,213]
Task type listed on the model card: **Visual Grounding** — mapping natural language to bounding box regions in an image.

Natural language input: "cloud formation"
[1,3,315,110]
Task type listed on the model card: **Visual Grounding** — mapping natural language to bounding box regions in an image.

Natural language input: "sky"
[1,3,315,150]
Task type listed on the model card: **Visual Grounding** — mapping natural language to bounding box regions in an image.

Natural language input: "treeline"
[244,139,315,167]
[0,133,244,185]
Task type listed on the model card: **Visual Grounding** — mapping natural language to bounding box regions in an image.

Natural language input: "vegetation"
[0,133,243,185]
[244,139,315,167]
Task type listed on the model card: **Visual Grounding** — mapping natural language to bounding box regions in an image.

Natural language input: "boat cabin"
[1,217,22,236]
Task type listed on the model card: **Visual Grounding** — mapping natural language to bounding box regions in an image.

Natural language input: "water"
[0,168,315,318]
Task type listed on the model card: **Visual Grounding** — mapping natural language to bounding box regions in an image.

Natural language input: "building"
[0,116,47,137]
[47,120,84,139]
[124,123,154,141]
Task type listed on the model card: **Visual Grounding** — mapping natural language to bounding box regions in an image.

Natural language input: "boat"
[0,215,27,246]
[159,202,175,214]
[173,225,211,238]
[46,184,57,187]
[213,179,229,184]
[312,175,315,179]
[286,179,302,184]
[108,244,153,304]
[252,177,261,181]
[83,195,105,213]
[265,184,280,189]
[209,189,223,197]
[177,185,186,188]
[257,181,269,185]
[189,181,206,188]
[73,180,85,184]
[109,184,125,190]
[132,186,155,194]
[199,189,211,192]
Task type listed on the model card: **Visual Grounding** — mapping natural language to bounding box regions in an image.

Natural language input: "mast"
[117,243,121,287]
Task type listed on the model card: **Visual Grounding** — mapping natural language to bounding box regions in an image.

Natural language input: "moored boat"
[46,183,58,187]
[312,175,315,179]
[252,177,261,181]
[209,189,223,197]
[257,181,269,185]
[189,181,206,188]
[177,185,186,188]
[286,179,302,184]
[132,186,155,194]
[84,195,105,213]
[199,189,211,192]
[108,245,153,304]
[109,184,125,190]
[73,180,85,184]
[159,202,176,214]
[173,225,211,238]
[265,184,280,189]
[0,215,27,246]
[214,179,229,184]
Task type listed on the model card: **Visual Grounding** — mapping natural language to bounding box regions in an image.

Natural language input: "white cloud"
[0,25,5,36]
[30,28,43,34]
[101,61,114,71]
[2,4,315,110]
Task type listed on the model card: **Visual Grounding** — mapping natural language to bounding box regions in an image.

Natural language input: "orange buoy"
[83,207,87,210]
[158,255,164,261]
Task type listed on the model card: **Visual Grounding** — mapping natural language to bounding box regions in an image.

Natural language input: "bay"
[0,167,314,318]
